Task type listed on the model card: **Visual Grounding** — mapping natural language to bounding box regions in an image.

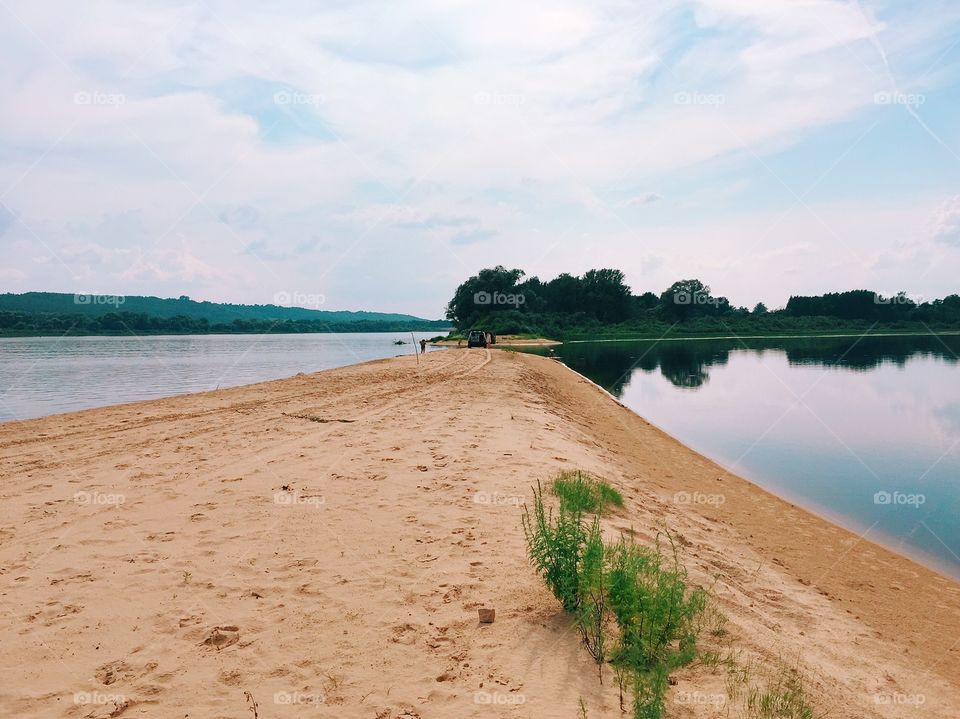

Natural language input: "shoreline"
[562,329,960,343]
[0,329,450,340]
[549,355,960,582]
[431,337,562,347]
[1,350,957,717]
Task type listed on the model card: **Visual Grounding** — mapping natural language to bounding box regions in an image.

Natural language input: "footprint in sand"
[390,623,418,645]
[145,531,176,542]
[201,625,240,650]
[441,586,463,603]
[95,660,138,685]
[219,669,243,686]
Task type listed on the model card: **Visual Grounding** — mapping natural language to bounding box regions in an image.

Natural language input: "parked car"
[467,330,487,348]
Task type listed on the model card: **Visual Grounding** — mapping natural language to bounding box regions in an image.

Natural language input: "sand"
[1,349,957,718]
[431,336,562,347]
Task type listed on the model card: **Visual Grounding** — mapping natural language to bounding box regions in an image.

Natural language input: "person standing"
[420,338,427,354]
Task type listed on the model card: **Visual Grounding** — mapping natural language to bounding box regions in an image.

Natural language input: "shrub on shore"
[523,481,587,614]
[523,471,821,719]
[606,534,707,716]
[522,476,704,718]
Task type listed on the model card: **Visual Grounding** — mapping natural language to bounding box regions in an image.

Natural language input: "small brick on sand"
[478,607,495,624]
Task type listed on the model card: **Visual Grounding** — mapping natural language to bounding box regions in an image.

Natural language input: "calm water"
[0,332,443,422]
[529,335,960,580]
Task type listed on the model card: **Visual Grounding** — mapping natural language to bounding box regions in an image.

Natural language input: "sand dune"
[1,349,957,718]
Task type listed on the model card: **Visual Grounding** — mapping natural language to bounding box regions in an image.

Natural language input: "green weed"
[552,470,624,514]
[524,476,707,719]
[522,480,586,613]
[745,670,816,719]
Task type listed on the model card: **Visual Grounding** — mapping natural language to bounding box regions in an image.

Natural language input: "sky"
[1,0,959,318]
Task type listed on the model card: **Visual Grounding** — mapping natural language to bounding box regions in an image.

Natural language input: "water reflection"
[527,334,960,579]
[547,334,960,393]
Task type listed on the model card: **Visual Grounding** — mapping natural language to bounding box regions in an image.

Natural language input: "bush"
[522,481,587,613]
[522,482,607,677]
[607,535,707,714]
[576,516,607,675]
[523,477,706,718]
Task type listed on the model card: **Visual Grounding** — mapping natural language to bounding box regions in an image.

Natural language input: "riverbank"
[431,329,960,348]
[431,336,561,347]
[0,327,451,338]
[560,329,960,343]
[1,350,957,717]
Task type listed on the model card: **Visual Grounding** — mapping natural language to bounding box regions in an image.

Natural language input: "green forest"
[0,292,448,336]
[445,266,960,339]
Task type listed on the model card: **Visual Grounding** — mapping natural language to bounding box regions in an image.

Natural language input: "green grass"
[744,670,816,719]
[720,656,820,719]
[551,470,624,514]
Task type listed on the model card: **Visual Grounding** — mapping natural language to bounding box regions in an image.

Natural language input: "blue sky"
[1,0,959,317]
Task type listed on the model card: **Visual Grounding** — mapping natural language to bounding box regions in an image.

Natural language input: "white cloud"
[218,205,260,229]
[932,196,960,247]
[617,193,663,208]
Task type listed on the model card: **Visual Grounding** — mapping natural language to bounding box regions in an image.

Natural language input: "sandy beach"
[431,337,562,347]
[1,349,958,718]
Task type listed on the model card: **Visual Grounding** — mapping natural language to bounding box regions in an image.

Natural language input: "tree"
[659,280,729,321]
[580,269,632,322]
[445,266,525,330]
[786,290,911,321]
[543,273,582,313]
[516,275,547,313]
[633,292,660,312]
[752,302,768,315]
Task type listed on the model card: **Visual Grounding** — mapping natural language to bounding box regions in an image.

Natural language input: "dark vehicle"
[467,330,487,348]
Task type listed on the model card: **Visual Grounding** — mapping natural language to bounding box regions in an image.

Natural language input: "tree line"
[445,266,960,337]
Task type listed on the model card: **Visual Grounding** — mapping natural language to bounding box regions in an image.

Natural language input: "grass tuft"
[744,669,816,719]
[723,657,820,719]
[551,470,624,514]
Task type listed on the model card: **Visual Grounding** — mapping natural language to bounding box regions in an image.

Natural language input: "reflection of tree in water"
[536,341,728,393]
[783,335,960,370]
[542,334,960,394]
[539,345,640,395]
[655,344,729,389]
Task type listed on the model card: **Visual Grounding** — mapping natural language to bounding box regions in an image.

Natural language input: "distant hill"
[0,292,443,325]
[0,292,449,336]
